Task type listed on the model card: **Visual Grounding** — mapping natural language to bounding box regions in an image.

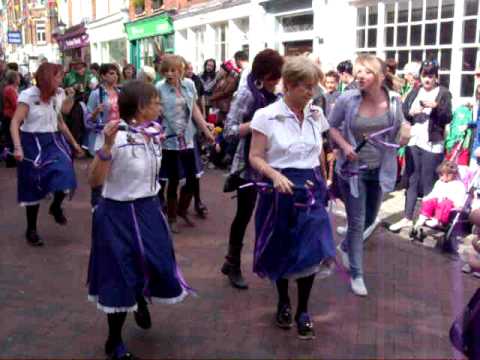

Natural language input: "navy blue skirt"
[254,168,335,281]
[17,131,76,205]
[87,196,190,313]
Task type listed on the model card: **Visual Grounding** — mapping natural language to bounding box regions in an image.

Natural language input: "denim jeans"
[339,168,383,278]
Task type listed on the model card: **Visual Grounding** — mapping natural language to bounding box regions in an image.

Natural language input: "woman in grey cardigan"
[328,54,410,296]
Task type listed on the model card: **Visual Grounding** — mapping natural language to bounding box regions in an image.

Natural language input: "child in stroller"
[413,160,466,229]
[410,160,478,253]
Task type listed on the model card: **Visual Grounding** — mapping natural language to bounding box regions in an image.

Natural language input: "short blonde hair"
[353,54,385,81]
[282,56,321,86]
[160,54,185,76]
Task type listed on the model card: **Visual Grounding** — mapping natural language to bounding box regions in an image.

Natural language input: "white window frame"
[354,0,477,104]
[213,22,228,64]
[192,26,206,73]
[459,0,480,98]
[35,21,46,45]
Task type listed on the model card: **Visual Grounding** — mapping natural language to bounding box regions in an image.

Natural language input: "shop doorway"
[284,40,313,56]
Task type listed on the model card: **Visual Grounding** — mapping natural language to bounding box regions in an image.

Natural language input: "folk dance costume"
[16,86,76,206]
[251,99,335,338]
[87,124,192,311]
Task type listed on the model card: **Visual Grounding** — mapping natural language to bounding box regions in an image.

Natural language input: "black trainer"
[25,229,43,246]
[134,301,151,330]
[49,206,67,225]
[296,312,315,340]
[275,303,293,329]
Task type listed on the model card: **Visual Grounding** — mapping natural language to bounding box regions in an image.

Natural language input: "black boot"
[221,260,248,289]
[133,297,151,330]
[177,189,195,227]
[25,229,43,246]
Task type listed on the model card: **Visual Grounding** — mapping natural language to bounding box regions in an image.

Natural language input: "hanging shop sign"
[7,31,22,44]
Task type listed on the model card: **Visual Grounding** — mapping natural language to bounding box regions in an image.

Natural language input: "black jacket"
[403,85,452,143]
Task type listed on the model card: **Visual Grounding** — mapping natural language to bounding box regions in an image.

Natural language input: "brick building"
[3,0,61,71]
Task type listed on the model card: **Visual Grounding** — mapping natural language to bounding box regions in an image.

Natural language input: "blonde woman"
[329,55,410,296]
[156,55,214,232]
[249,56,335,340]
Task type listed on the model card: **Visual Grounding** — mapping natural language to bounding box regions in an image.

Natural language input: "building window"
[152,0,163,10]
[36,21,46,44]
[356,5,378,49]
[213,23,228,64]
[357,1,455,87]
[192,26,205,71]
[133,0,145,15]
[460,0,480,97]
[281,13,313,33]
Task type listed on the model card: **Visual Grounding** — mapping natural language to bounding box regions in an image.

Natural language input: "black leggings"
[404,146,444,219]
[26,191,66,231]
[276,274,316,318]
[226,181,257,265]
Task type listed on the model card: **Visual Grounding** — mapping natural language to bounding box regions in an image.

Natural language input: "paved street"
[0,160,478,359]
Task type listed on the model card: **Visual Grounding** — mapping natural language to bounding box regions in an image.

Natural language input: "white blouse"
[102,123,163,201]
[18,86,66,133]
[251,99,329,169]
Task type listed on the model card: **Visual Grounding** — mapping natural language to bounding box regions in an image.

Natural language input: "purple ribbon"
[239,181,317,208]
[2,148,56,169]
[366,125,400,149]
[130,203,152,300]
[94,120,165,138]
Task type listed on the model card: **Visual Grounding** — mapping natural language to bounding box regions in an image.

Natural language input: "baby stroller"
[410,166,480,255]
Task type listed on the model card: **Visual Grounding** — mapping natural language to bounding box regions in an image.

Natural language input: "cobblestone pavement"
[0,160,478,359]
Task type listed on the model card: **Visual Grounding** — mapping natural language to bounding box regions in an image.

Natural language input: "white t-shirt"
[18,86,66,133]
[251,99,329,169]
[408,86,442,153]
[102,123,163,201]
[425,178,466,208]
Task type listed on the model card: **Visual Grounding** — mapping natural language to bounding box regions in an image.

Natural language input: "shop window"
[411,0,423,21]
[463,19,477,43]
[214,23,228,63]
[441,0,455,18]
[357,29,365,48]
[368,5,378,26]
[411,50,423,62]
[439,22,453,44]
[397,2,408,23]
[385,27,394,47]
[410,25,421,46]
[426,0,439,19]
[462,48,477,71]
[398,50,409,69]
[386,51,396,61]
[397,26,407,46]
[464,0,479,16]
[367,28,377,47]
[282,13,313,33]
[425,23,437,45]
[357,7,366,26]
[385,3,395,24]
[461,74,475,96]
[36,21,46,44]
[192,26,206,71]
[152,0,163,10]
[440,49,451,70]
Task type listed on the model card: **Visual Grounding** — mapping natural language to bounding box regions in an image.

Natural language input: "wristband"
[96,148,112,161]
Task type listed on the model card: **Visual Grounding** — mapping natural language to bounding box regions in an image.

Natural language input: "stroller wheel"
[417,228,425,243]
[409,228,418,241]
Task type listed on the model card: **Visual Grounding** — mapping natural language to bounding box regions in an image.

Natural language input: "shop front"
[88,11,129,66]
[125,13,174,69]
[55,23,91,66]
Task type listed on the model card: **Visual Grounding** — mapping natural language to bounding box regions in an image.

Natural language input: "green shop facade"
[125,14,174,69]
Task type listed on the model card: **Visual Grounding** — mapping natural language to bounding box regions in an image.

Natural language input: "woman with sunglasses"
[249,56,335,340]
[389,60,452,232]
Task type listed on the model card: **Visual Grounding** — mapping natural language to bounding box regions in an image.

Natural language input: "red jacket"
[3,85,18,119]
